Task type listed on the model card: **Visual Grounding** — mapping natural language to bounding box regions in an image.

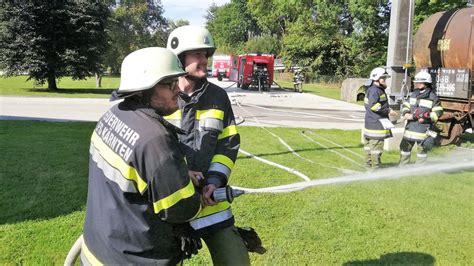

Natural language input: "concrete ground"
[0,78,365,130]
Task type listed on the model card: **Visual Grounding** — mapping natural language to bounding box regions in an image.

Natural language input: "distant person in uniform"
[399,71,443,165]
[363,67,396,169]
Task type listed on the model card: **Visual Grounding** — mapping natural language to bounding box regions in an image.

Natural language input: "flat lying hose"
[64,234,82,266]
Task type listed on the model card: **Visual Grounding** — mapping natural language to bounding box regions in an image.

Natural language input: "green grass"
[0,76,120,98]
[1,121,473,264]
[0,76,344,102]
[275,79,341,100]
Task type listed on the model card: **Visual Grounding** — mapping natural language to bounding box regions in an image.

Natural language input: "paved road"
[0,78,365,129]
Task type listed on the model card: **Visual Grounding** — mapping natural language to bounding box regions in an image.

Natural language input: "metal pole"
[402,0,415,100]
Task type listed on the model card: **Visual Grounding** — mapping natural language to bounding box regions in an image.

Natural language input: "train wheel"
[440,122,463,146]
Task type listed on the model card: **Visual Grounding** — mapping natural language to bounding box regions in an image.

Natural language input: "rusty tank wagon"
[413,6,473,145]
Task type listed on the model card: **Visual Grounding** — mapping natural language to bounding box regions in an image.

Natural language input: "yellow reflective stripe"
[82,239,103,266]
[432,106,443,112]
[370,102,381,111]
[163,110,182,120]
[218,125,238,140]
[419,99,433,108]
[364,128,390,134]
[153,180,196,214]
[430,112,439,122]
[405,130,427,138]
[403,102,411,108]
[211,154,234,169]
[91,132,147,193]
[195,201,230,218]
[196,109,224,120]
[379,94,386,99]
[364,97,369,104]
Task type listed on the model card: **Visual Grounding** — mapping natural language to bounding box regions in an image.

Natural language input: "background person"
[166,25,251,265]
[363,67,396,169]
[81,47,202,264]
[399,71,443,165]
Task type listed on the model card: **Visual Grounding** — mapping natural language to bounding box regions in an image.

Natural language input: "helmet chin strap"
[185,74,207,83]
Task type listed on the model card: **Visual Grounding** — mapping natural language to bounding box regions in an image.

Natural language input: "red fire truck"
[229,53,275,92]
[211,55,231,81]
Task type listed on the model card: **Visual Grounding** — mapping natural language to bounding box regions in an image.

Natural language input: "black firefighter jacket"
[364,84,392,140]
[401,87,443,142]
[83,98,201,264]
[164,80,240,233]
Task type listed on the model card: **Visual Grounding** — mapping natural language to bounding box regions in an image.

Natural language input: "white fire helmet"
[369,67,391,81]
[166,25,216,58]
[413,71,432,84]
[116,47,186,97]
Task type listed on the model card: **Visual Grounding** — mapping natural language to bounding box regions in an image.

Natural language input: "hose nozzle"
[212,186,245,203]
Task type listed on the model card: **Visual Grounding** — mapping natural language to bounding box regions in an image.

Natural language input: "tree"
[247,0,309,37]
[0,1,108,90]
[243,35,281,55]
[206,0,260,54]
[105,0,168,74]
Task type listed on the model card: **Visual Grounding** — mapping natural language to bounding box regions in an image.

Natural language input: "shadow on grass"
[343,252,435,265]
[28,88,115,95]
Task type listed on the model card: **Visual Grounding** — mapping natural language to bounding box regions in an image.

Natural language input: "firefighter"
[399,71,443,165]
[363,67,396,169]
[166,25,252,265]
[81,47,203,264]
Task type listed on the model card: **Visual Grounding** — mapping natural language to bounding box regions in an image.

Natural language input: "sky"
[161,0,231,26]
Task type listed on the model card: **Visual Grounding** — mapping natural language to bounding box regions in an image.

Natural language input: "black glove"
[237,227,267,254]
[173,224,202,260]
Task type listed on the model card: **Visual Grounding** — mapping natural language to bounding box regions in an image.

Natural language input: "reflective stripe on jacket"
[363,84,391,140]
[165,80,240,234]
[83,99,201,264]
[401,88,443,142]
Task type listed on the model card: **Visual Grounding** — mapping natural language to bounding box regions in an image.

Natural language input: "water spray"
[213,153,473,202]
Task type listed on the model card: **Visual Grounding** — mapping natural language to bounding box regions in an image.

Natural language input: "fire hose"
[65,154,473,264]
[212,156,474,202]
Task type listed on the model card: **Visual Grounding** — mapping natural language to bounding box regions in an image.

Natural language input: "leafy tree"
[345,0,391,76]
[167,19,190,32]
[105,0,167,74]
[206,0,260,54]
[0,1,108,90]
[243,35,281,55]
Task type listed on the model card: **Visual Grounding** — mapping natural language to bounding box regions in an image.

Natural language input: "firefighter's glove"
[403,113,414,120]
[237,227,267,254]
[173,224,202,259]
[413,108,422,119]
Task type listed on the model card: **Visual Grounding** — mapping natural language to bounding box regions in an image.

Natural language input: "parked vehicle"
[229,53,275,92]
[211,55,231,80]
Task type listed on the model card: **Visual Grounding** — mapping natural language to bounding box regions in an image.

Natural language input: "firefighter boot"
[371,151,382,169]
[416,152,427,164]
[364,151,372,168]
[364,146,372,168]
[399,139,413,166]
[399,151,411,166]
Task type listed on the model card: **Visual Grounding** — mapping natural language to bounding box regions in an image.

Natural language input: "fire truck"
[229,53,275,92]
[211,55,231,81]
